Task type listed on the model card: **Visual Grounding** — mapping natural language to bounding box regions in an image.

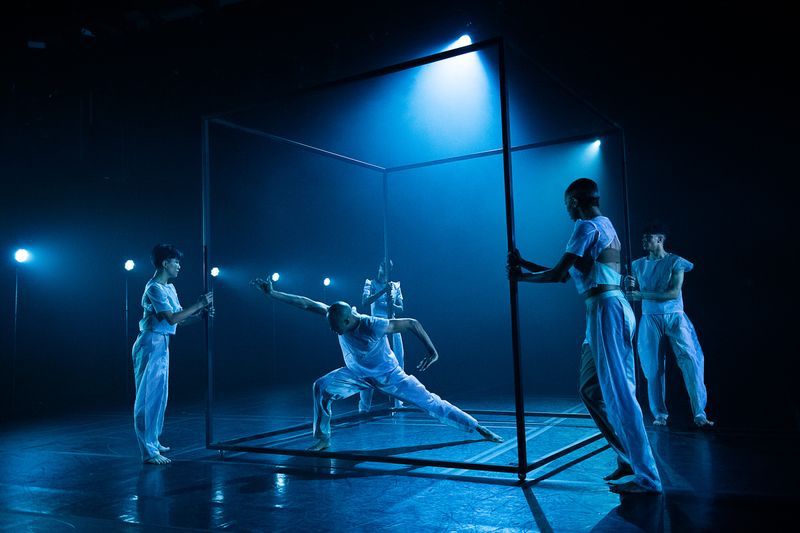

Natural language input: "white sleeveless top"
[565,216,622,295]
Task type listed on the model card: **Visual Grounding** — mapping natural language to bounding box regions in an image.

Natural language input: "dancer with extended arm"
[251,277,502,451]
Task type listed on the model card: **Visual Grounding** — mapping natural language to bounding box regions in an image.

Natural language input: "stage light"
[584,139,602,159]
[124,260,135,271]
[271,272,280,282]
[210,267,220,278]
[323,277,331,287]
[412,33,489,151]
[446,34,472,51]
[14,249,30,263]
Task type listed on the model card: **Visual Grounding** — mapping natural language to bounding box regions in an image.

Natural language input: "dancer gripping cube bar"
[132,244,214,465]
[360,258,405,412]
[508,178,662,494]
[251,277,503,451]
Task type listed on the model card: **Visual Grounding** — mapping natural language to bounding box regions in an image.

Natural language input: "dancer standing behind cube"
[626,223,714,428]
[360,259,404,412]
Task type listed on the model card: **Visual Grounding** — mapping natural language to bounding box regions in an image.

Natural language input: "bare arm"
[387,318,438,371]
[629,269,684,302]
[508,248,549,273]
[363,283,391,308]
[156,292,213,325]
[177,305,215,325]
[516,253,577,284]
[251,278,328,315]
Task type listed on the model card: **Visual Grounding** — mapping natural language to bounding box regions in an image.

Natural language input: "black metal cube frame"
[201,37,631,480]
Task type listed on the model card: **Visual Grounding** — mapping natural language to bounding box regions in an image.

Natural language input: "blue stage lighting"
[323,277,331,287]
[446,34,472,50]
[210,267,220,278]
[584,139,602,158]
[14,249,30,263]
[410,33,489,153]
[124,260,135,271]
[271,272,280,282]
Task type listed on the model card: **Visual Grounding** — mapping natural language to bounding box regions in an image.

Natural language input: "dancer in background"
[361,259,404,411]
[626,223,714,428]
[132,244,213,464]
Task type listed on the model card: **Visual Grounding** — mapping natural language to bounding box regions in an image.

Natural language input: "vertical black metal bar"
[383,170,389,281]
[618,128,644,395]
[202,118,214,447]
[498,39,528,480]
[12,267,19,411]
[618,129,645,401]
[619,128,633,275]
[125,275,131,402]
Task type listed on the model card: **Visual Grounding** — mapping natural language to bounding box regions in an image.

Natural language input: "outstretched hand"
[416,351,439,372]
[250,277,273,295]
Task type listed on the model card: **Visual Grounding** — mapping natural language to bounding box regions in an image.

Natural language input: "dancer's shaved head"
[327,301,357,334]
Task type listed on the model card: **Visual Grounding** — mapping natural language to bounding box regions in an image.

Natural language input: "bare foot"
[144,454,171,465]
[603,464,634,481]
[158,444,171,452]
[308,438,331,451]
[476,425,504,443]
[608,478,661,494]
[653,417,667,427]
[694,415,715,429]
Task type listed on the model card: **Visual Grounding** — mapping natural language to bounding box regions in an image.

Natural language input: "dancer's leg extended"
[312,367,372,450]
[374,367,502,442]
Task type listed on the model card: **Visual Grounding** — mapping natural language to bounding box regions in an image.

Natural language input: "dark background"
[1,1,793,430]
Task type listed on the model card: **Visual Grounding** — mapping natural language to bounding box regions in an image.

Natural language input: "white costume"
[358,279,404,412]
[632,254,708,421]
[312,315,478,439]
[568,216,662,492]
[132,279,181,461]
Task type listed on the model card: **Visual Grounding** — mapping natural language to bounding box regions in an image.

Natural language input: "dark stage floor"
[0,394,795,532]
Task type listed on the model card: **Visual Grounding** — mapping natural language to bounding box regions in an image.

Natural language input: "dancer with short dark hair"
[626,224,714,428]
[508,178,662,493]
[132,244,213,464]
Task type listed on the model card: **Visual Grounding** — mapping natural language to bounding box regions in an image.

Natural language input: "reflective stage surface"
[0,395,795,531]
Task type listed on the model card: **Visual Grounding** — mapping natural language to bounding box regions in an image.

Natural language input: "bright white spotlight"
[446,34,472,50]
[323,277,331,287]
[14,249,30,263]
[584,139,602,159]
[271,272,280,282]
[210,267,220,278]
[124,259,135,271]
